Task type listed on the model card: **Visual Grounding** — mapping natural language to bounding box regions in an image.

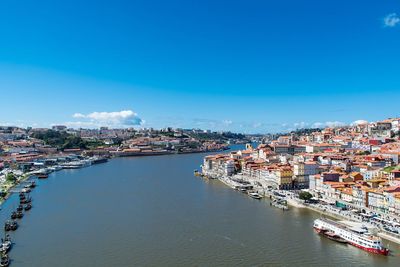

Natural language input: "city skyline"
[1,0,400,133]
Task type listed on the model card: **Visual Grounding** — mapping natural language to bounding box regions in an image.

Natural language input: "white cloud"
[72,113,85,118]
[352,119,368,126]
[68,110,143,128]
[384,13,400,27]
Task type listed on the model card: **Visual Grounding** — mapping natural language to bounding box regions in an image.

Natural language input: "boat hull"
[348,241,389,255]
[313,225,389,256]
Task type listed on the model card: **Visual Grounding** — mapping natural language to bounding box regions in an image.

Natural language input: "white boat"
[21,188,31,193]
[0,235,12,253]
[53,165,63,171]
[313,218,389,255]
[46,167,56,172]
[248,192,262,199]
[80,159,92,167]
[61,161,84,169]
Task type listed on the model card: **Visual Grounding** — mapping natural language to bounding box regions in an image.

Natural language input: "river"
[2,147,400,266]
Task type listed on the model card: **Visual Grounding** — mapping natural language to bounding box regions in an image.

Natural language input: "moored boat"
[28,181,36,188]
[92,157,108,164]
[10,221,18,231]
[16,211,23,219]
[319,230,348,244]
[3,222,10,232]
[36,173,48,179]
[20,196,32,205]
[313,218,389,255]
[0,253,9,267]
[24,203,32,211]
[4,221,18,232]
[61,161,84,169]
[0,235,12,253]
[248,192,262,199]
[21,187,31,193]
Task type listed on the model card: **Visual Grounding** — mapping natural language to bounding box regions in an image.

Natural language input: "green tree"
[6,173,16,182]
[299,191,313,202]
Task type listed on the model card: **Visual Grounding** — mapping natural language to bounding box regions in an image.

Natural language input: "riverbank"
[205,173,400,246]
[0,173,33,206]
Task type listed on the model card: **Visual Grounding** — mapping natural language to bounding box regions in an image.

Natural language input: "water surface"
[2,151,400,266]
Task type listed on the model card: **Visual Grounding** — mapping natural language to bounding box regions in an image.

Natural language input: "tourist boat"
[81,159,92,167]
[0,253,9,267]
[24,203,32,211]
[17,205,23,212]
[248,192,262,199]
[61,161,84,169]
[46,166,62,172]
[19,192,25,199]
[313,218,389,255]
[47,167,56,172]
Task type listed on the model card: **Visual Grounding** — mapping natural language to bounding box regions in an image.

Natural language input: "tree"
[299,191,313,202]
[6,173,16,183]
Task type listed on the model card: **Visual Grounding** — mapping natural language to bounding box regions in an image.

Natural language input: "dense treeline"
[31,130,88,150]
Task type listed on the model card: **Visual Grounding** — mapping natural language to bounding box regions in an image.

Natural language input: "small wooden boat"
[0,235,12,253]
[321,231,348,244]
[29,181,36,188]
[20,197,32,205]
[24,203,32,211]
[3,222,11,232]
[36,173,48,179]
[10,212,17,220]
[9,221,18,231]
[16,211,23,219]
[0,253,9,267]
[17,205,23,212]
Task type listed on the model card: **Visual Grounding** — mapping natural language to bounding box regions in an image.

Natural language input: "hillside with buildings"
[202,118,400,219]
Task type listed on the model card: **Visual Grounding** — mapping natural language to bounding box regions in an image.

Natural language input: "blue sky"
[0,0,399,133]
